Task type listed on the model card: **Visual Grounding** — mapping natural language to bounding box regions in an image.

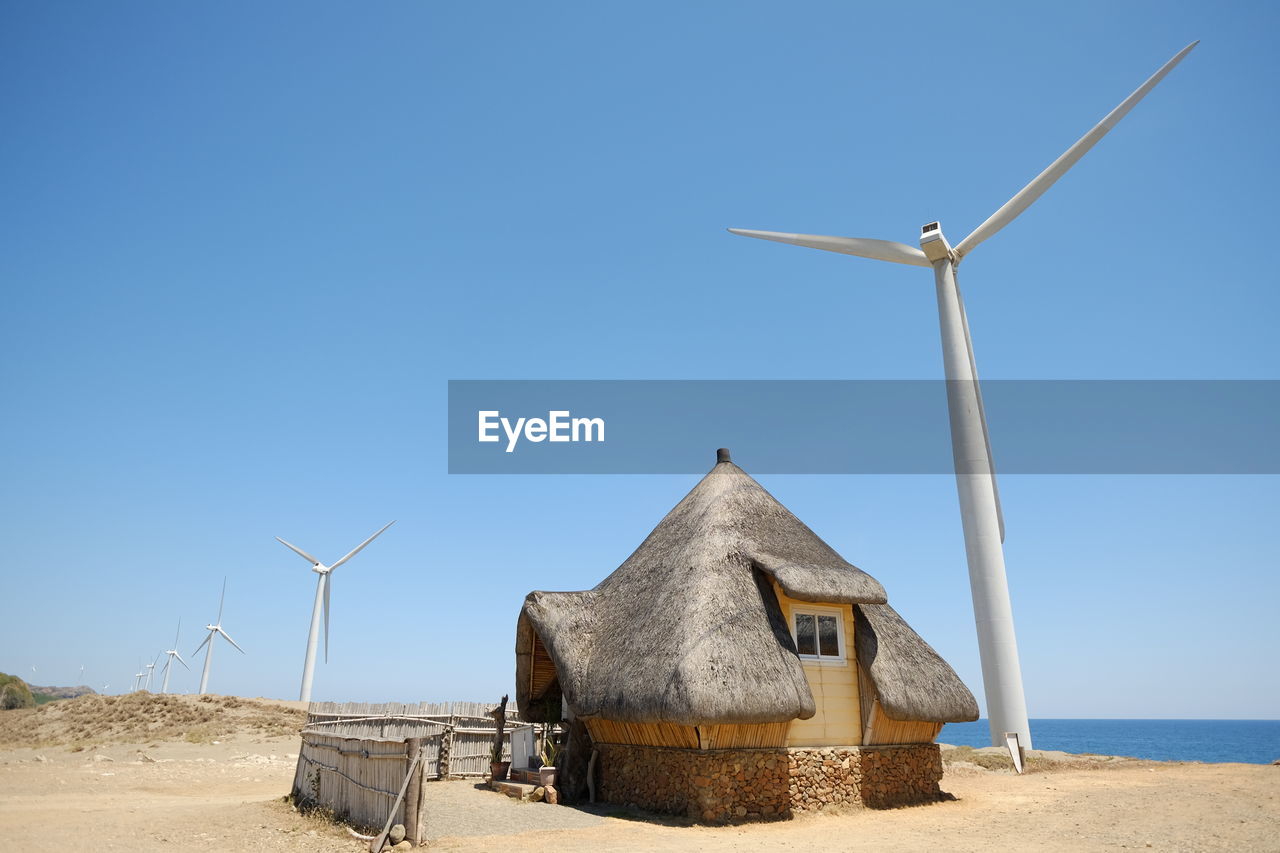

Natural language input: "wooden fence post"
[404,737,423,846]
[438,725,452,780]
[489,694,509,767]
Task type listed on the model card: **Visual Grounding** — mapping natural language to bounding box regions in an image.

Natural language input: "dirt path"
[1,738,1276,852]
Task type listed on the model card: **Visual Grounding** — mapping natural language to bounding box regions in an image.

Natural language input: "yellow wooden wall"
[771,583,862,747]
[862,701,944,745]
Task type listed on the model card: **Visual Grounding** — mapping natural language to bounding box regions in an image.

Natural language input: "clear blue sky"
[2,2,1276,717]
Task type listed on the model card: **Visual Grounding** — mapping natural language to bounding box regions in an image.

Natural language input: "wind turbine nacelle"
[919,222,953,263]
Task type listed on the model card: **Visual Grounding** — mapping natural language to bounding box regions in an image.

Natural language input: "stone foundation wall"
[597,743,790,822]
[857,743,944,808]
[789,744,943,811]
[596,742,943,822]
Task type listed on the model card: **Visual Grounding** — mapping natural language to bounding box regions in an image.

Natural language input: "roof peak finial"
[716,448,731,464]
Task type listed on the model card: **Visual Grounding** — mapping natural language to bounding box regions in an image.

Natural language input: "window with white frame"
[791,606,846,661]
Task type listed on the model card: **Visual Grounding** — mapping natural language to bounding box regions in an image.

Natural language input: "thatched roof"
[854,604,980,723]
[516,450,977,727]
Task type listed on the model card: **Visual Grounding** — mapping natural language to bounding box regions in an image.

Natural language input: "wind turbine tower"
[277,521,396,703]
[729,42,1197,749]
[193,579,246,695]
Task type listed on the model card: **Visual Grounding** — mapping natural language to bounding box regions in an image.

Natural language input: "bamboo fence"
[290,700,524,837]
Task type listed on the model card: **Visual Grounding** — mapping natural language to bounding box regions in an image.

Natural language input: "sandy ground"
[1,733,1276,853]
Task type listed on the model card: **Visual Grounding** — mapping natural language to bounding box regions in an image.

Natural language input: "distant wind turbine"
[143,653,160,691]
[729,42,1198,751]
[193,579,245,695]
[159,620,190,694]
[132,664,145,692]
[277,521,396,703]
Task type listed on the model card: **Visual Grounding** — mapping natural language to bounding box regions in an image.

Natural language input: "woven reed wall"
[584,719,791,749]
[292,732,417,831]
[291,699,524,833]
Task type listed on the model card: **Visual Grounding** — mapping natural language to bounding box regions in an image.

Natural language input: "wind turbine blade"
[161,657,171,676]
[173,619,182,648]
[323,573,331,663]
[174,652,190,670]
[217,628,246,654]
[727,228,930,267]
[193,632,212,656]
[216,578,227,624]
[276,536,322,565]
[330,520,396,571]
[955,41,1198,259]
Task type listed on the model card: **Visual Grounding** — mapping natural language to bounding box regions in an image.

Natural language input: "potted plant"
[538,735,559,787]
[490,739,511,782]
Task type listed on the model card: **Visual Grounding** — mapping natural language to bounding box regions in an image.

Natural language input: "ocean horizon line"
[965,717,1279,723]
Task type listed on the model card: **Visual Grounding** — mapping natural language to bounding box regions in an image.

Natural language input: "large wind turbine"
[729,42,1198,750]
[277,521,396,703]
[159,620,190,694]
[193,579,245,695]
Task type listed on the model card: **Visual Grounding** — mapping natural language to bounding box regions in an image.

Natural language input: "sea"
[938,719,1280,765]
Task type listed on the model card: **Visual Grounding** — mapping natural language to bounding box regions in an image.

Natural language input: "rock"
[545,785,559,805]
[35,754,47,762]
[140,753,157,763]
[530,786,546,802]
[388,824,405,845]
[391,842,412,852]
[92,754,114,763]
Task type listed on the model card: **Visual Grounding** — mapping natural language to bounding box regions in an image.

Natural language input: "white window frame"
[790,604,848,666]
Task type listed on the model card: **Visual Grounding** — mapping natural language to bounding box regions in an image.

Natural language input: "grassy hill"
[0,673,35,710]
[28,684,97,705]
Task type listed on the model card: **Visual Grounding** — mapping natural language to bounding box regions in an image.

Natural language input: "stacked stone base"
[596,742,943,823]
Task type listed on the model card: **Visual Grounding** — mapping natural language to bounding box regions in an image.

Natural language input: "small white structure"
[510,724,536,770]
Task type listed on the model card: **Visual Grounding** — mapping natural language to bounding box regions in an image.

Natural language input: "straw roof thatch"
[516,450,977,727]
[854,603,980,723]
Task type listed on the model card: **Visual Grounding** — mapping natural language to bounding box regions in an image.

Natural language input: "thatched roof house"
[514,450,972,819]
[516,449,977,758]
